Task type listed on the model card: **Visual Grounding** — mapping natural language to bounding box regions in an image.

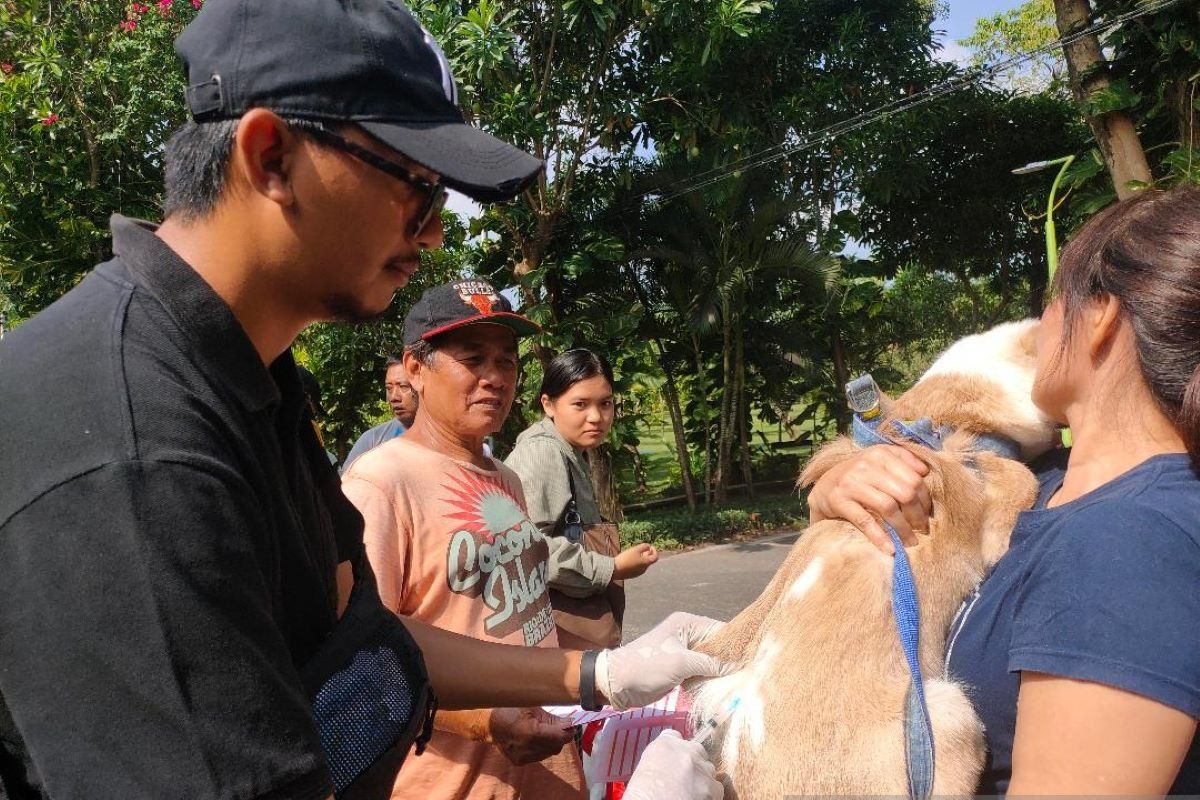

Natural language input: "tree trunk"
[736,324,755,500]
[692,334,713,507]
[622,443,648,493]
[1053,0,1152,198]
[657,341,698,512]
[713,316,736,507]
[1166,76,1200,153]
[830,323,851,434]
[512,220,557,369]
[588,445,624,522]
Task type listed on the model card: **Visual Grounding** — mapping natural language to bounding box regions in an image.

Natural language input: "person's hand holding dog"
[806,444,932,555]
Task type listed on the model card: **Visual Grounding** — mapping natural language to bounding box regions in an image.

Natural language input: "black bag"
[300,554,436,799]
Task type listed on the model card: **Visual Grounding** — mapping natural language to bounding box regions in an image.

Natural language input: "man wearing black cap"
[0,1,724,799]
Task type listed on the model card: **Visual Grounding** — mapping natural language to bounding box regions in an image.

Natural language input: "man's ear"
[231,108,299,208]
[403,350,426,396]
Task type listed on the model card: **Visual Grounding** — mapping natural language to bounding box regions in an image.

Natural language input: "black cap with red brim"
[403,280,540,348]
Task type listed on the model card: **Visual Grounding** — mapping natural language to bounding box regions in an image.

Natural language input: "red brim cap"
[419,312,541,342]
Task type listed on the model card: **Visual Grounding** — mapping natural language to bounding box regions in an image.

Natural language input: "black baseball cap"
[403,280,540,347]
[174,0,543,202]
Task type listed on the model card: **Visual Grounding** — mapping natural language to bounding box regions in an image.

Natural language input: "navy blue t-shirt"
[946,452,1200,794]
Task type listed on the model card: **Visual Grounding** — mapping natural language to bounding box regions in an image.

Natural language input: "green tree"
[0,0,200,319]
[857,88,1088,316]
[634,172,835,505]
[963,0,1200,207]
[962,0,1065,94]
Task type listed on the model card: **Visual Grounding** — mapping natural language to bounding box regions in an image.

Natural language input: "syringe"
[690,697,741,746]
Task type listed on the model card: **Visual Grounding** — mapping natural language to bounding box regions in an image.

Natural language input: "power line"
[639,0,1183,208]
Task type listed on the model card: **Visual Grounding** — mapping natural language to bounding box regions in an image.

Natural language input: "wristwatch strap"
[579,650,602,711]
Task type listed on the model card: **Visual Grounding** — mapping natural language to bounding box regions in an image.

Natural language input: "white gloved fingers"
[682,614,725,647]
[650,612,724,649]
[682,650,732,681]
[625,729,724,800]
[600,612,734,710]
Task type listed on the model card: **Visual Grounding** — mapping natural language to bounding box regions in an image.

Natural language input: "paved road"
[622,531,800,642]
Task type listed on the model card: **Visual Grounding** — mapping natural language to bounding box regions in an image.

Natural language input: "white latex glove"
[624,730,723,800]
[597,611,728,710]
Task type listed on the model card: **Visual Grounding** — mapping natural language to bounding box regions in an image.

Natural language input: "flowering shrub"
[0,0,200,316]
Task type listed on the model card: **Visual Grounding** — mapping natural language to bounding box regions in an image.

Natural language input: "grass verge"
[620,495,807,552]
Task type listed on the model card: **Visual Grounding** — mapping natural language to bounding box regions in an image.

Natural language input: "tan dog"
[688,319,1060,798]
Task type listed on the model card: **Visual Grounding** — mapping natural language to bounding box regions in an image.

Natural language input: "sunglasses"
[305,125,448,236]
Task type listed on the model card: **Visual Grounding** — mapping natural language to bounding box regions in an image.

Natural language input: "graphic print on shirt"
[442,468,555,646]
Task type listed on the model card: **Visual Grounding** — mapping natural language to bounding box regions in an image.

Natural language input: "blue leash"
[851,413,936,800]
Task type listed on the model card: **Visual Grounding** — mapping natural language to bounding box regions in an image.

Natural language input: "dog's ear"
[973,453,1040,566]
[797,437,860,489]
[1018,319,1039,360]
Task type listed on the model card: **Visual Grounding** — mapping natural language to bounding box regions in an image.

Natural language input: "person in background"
[506,349,658,649]
[342,354,418,472]
[343,281,586,799]
[807,186,1200,795]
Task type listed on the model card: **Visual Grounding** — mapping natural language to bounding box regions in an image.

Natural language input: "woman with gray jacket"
[506,349,657,647]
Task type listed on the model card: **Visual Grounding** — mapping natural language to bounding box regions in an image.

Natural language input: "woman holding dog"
[505,348,659,649]
[809,186,1200,794]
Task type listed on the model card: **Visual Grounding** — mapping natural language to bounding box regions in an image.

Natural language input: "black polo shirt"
[0,217,362,799]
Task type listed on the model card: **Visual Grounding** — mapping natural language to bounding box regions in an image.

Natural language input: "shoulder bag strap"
[562,461,584,544]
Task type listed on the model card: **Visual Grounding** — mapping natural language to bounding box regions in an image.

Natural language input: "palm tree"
[633,173,837,505]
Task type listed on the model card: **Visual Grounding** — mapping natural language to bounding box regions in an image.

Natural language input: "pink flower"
[40,113,59,126]
[0,63,12,75]
[132,2,149,12]
[120,18,136,30]
[191,0,201,8]
[157,0,172,10]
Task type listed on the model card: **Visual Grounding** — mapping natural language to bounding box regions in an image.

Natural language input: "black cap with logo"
[174,0,543,202]
[403,280,540,348]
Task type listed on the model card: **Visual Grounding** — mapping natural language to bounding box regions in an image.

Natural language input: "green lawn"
[621,493,807,551]
[620,404,835,505]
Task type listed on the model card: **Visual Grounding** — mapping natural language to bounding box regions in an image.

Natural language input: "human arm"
[1008,673,1195,794]
[342,465,726,710]
[0,462,333,799]
[1005,503,1200,792]
[401,612,728,711]
[804,444,931,553]
[544,535,617,597]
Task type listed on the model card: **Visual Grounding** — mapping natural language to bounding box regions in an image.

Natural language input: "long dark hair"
[1053,186,1200,466]
[539,348,614,400]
